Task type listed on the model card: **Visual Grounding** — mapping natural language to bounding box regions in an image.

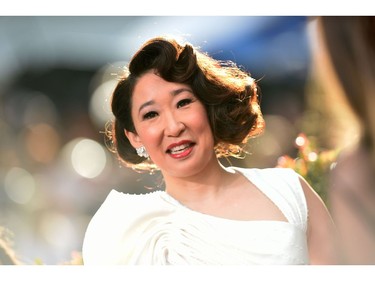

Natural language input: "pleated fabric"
[82,167,309,265]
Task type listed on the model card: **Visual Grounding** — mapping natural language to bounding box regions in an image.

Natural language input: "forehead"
[133,71,166,93]
[132,72,192,103]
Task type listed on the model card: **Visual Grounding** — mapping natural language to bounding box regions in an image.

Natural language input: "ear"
[124,129,143,149]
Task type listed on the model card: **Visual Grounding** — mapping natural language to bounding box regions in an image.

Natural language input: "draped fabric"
[82,167,309,265]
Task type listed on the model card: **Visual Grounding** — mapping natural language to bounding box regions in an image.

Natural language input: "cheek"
[137,125,162,146]
[190,108,211,133]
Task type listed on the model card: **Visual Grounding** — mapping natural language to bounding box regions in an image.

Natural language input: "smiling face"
[125,71,217,178]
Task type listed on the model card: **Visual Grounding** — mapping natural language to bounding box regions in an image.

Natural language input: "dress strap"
[229,167,308,232]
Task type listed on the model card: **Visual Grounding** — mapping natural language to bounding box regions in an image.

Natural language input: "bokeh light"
[39,212,76,250]
[66,138,108,179]
[89,79,116,129]
[4,167,36,205]
[295,135,306,147]
[24,123,60,164]
[307,152,318,162]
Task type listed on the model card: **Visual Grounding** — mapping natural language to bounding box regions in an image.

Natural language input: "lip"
[166,140,192,151]
[166,140,195,159]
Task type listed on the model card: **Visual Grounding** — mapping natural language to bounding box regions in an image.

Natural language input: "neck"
[162,159,236,205]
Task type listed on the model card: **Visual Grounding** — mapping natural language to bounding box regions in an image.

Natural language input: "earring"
[136,146,149,158]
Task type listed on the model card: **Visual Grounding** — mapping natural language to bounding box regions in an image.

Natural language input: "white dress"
[82,167,309,265]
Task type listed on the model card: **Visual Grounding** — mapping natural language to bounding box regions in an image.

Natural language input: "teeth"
[170,143,190,153]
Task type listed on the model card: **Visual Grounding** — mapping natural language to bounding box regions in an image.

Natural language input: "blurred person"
[317,16,375,264]
[82,36,337,265]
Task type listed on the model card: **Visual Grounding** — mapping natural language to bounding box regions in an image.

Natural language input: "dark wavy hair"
[106,36,265,171]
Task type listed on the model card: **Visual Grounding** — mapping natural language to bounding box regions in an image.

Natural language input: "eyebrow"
[137,87,193,114]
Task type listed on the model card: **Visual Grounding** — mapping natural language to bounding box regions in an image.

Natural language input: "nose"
[164,113,185,137]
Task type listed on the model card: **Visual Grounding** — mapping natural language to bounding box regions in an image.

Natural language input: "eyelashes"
[177,98,193,108]
[141,98,195,120]
[142,111,158,120]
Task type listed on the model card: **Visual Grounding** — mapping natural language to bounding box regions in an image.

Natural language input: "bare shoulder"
[297,175,339,264]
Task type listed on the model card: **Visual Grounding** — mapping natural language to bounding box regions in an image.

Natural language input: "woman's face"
[125,71,216,178]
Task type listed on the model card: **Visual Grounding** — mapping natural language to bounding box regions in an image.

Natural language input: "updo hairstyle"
[107,36,265,171]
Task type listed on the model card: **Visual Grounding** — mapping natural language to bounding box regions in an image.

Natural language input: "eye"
[177,98,193,108]
[143,111,158,120]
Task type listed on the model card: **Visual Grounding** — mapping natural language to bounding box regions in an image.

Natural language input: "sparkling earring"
[136,146,149,158]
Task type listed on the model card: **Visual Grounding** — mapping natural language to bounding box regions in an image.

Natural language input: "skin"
[125,70,338,264]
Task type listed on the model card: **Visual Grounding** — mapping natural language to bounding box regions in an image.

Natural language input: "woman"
[82,36,337,265]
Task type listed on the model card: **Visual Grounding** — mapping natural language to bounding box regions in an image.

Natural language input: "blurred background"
[0,16,351,264]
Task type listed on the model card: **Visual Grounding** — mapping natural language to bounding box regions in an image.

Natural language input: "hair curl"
[106,36,265,171]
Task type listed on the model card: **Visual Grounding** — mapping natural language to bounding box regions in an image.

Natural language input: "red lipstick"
[166,140,195,159]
